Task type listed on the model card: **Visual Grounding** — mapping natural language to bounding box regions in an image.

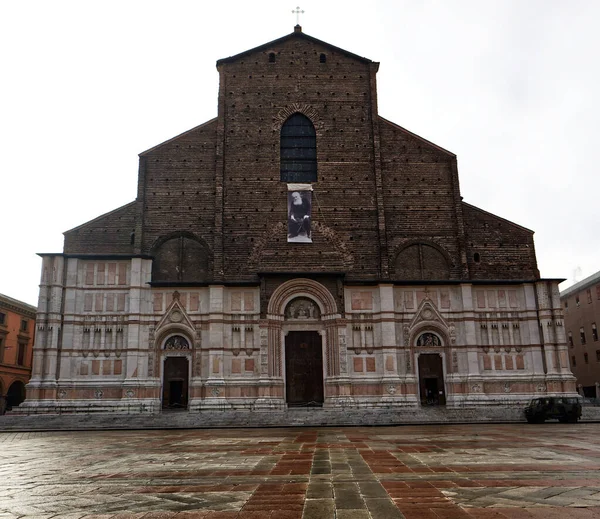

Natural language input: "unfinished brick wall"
[462,203,539,280]
[63,202,136,254]
[216,34,381,281]
[379,118,466,280]
[60,29,540,286]
[139,120,218,257]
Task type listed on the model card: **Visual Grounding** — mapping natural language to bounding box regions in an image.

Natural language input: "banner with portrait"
[287,184,313,243]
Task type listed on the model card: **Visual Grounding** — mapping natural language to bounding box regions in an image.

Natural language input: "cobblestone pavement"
[2,424,600,518]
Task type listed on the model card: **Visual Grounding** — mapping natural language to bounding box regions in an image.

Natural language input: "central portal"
[162,357,189,410]
[418,353,446,406]
[285,331,324,407]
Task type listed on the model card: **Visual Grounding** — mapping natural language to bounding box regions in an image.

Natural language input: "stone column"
[203,285,228,408]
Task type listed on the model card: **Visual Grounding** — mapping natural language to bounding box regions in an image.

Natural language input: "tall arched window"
[280,113,317,182]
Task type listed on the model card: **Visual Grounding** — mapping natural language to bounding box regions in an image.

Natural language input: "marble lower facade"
[16,256,577,414]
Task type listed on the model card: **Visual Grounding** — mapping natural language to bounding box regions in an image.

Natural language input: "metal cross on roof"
[292,6,304,25]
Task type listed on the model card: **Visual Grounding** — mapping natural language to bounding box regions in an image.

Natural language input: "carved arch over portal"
[408,322,449,351]
[267,278,338,319]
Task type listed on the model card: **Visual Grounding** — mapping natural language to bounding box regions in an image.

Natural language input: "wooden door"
[162,357,189,409]
[285,331,324,407]
[418,353,446,406]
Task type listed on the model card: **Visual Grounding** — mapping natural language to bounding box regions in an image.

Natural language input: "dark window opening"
[20,320,28,332]
[268,52,275,63]
[571,355,576,367]
[0,312,5,325]
[319,53,326,63]
[280,113,317,182]
[593,323,598,341]
[596,350,600,362]
[473,252,480,263]
[568,332,574,348]
[584,352,589,364]
[580,327,586,345]
[17,343,25,366]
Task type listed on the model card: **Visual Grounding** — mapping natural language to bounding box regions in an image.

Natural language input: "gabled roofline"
[216,27,376,67]
[139,118,218,156]
[378,116,456,157]
[63,201,136,234]
[462,201,534,234]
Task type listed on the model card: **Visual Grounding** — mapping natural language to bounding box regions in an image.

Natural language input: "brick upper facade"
[63,28,539,286]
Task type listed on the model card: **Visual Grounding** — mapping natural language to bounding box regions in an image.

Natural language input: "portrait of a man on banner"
[287,190,312,242]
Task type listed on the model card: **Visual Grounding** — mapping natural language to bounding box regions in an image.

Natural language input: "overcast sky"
[1,0,598,306]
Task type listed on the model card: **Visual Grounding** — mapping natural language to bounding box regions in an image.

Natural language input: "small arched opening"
[6,380,26,411]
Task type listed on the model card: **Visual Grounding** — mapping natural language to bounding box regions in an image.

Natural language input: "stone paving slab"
[3,424,600,518]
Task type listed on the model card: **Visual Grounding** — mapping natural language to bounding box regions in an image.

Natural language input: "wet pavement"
[2,423,600,518]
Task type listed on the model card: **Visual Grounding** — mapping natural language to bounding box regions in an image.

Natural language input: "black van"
[524,396,582,423]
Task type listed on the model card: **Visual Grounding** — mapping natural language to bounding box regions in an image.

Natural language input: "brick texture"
[61,29,539,288]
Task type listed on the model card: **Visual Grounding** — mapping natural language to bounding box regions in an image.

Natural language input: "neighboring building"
[560,270,600,398]
[0,294,36,414]
[20,27,575,415]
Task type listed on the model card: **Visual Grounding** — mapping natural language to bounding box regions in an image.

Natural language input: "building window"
[319,53,327,63]
[280,113,317,182]
[593,323,598,342]
[268,52,275,63]
[596,350,600,362]
[564,300,568,309]
[473,252,481,263]
[0,336,4,362]
[596,285,600,300]
[0,312,5,325]
[584,352,589,364]
[17,343,26,366]
[587,288,593,304]
[571,355,576,367]
[568,332,574,348]
[580,327,586,345]
[576,295,580,307]
[20,319,28,332]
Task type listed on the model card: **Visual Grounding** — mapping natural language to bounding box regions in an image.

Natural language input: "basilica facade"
[21,27,575,414]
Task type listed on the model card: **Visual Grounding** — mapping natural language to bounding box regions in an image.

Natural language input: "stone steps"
[1,406,599,431]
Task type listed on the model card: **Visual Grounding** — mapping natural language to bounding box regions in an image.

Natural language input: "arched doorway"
[283,297,324,407]
[285,331,324,407]
[416,332,446,406]
[162,357,189,409]
[6,381,26,411]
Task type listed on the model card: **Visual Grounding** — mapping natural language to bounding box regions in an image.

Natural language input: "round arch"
[155,324,195,351]
[267,278,338,318]
[6,380,26,410]
[409,322,449,348]
[393,240,453,280]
